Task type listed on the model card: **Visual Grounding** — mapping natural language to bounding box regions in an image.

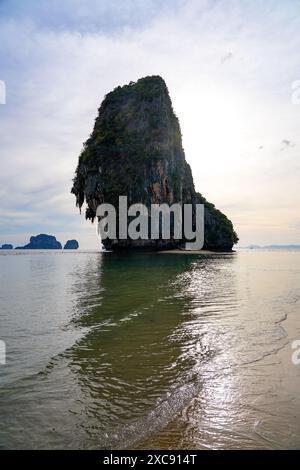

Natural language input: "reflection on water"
[0,250,299,449]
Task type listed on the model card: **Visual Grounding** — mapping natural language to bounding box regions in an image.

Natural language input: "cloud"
[0,0,183,33]
[281,138,295,150]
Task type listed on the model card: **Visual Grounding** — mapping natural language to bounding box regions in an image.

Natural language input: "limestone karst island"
[72,76,238,251]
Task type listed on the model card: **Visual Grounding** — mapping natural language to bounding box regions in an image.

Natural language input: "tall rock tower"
[72,76,238,250]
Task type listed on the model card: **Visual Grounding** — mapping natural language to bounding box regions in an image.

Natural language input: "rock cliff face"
[72,76,238,250]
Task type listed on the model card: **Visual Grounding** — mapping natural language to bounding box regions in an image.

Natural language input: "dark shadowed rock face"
[16,234,62,250]
[64,240,79,250]
[0,244,13,250]
[72,76,238,250]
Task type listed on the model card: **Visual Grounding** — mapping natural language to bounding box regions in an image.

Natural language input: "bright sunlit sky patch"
[0,0,299,248]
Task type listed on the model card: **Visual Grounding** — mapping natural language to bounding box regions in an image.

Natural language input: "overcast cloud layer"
[0,0,299,248]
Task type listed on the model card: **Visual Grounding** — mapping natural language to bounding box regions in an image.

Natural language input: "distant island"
[15,234,62,250]
[72,75,238,251]
[14,234,79,250]
[245,244,300,250]
[0,244,13,250]
[64,240,79,250]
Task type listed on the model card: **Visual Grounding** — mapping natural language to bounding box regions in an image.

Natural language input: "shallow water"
[0,249,299,449]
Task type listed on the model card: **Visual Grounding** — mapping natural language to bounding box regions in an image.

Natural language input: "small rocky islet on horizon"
[0,234,79,250]
[71,75,238,251]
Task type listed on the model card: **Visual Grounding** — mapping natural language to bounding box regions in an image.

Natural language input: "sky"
[0,0,299,248]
